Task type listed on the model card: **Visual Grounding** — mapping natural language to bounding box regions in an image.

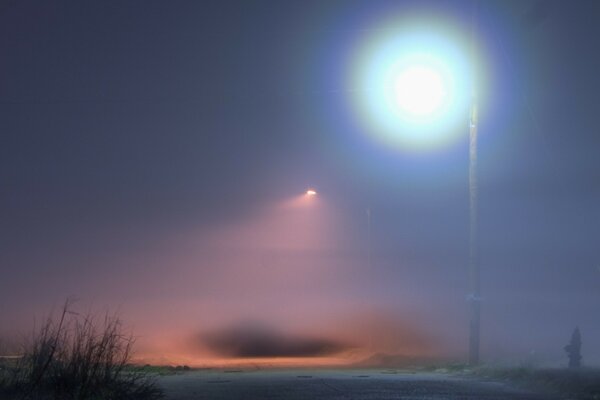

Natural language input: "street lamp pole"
[468,93,480,366]
[468,1,480,366]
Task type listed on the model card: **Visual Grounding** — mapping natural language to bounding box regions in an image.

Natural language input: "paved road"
[158,369,552,400]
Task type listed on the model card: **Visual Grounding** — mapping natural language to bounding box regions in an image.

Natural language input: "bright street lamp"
[349,14,482,365]
[349,21,472,151]
[393,64,447,117]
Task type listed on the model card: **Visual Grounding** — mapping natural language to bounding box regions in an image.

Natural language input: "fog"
[3,188,598,366]
[1,0,600,368]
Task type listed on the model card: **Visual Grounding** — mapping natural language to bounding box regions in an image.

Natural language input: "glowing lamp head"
[348,17,476,151]
[306,189,317,196]
[393,64,447,117]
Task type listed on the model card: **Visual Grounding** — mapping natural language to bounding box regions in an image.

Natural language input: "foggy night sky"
[1,0,600,365]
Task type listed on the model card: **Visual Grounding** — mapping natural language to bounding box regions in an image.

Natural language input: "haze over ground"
[1,0,599,366]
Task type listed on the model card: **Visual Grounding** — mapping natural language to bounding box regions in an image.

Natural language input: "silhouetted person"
[564,327,582,368]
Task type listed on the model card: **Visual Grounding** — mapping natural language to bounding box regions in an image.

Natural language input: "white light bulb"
[394,65,447,116]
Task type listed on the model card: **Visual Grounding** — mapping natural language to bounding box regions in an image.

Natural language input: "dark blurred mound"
[201,322,348,358]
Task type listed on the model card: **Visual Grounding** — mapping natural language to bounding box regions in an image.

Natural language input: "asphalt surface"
[158,369,552,400]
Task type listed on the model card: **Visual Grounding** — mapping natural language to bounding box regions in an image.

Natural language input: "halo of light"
[348,16,473,151]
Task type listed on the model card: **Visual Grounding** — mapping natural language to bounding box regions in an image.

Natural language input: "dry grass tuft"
[0,300,162,399]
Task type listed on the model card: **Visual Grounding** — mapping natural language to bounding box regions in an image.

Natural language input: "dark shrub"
[1,301,162,399]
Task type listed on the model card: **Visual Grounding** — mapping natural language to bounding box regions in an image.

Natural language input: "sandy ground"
[158,369,552,400]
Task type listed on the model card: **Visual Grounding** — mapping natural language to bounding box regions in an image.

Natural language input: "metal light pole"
[468,1,480,366]
[468,95,480,366]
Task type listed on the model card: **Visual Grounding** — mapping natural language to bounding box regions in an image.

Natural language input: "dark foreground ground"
[158,369,554,400]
